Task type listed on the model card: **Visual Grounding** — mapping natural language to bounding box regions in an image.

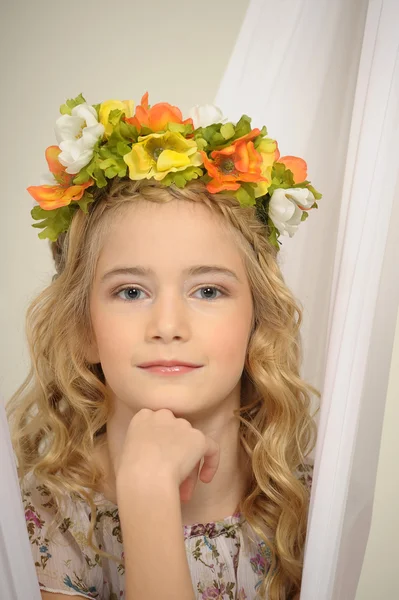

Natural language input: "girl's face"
[88,198,254,419]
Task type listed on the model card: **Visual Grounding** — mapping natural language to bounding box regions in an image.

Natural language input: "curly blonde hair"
[6,177,320,600]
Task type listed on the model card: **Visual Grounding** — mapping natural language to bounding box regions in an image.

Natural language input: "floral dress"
[21,462,313,599]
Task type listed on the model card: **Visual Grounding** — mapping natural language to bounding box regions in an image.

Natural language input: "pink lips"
[138,360,201,368]
[138,364,202,376]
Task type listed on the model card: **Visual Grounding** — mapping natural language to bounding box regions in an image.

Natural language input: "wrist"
[116,468,178,501]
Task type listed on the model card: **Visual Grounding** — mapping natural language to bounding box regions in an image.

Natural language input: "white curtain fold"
[214,0,399,598]
[0,401,42,600]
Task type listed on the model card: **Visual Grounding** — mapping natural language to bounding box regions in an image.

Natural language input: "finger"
[199,437,220,483]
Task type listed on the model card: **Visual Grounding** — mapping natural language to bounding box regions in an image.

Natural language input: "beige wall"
[1,1,396,597]
[355,307,399,599]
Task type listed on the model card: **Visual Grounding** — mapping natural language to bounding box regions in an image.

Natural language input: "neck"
[93,402,252,526]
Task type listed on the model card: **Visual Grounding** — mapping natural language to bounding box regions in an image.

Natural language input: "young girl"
[6,92,321,600]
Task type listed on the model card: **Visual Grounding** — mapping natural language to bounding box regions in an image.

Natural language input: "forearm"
[117,474,196,600]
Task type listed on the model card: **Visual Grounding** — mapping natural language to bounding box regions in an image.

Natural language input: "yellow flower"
[124,131,203,181]
[253,138,279,198]
[99,99,134,137]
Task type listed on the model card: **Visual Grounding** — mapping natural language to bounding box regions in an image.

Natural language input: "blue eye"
[114,285,227,302]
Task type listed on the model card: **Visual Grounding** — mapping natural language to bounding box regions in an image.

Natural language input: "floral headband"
[27,91,322,250]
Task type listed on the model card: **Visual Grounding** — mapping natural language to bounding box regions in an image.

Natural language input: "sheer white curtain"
[214,0,399,598]
[1,1,399,599]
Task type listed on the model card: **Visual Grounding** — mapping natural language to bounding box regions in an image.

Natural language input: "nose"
[145,290,190,343]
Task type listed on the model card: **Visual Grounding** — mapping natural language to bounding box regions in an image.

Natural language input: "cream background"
[0,0,397,597]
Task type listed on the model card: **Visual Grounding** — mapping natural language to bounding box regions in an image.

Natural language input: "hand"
[114,408,220,503]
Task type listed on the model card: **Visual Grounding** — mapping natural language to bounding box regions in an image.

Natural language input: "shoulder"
[20,470,105,599]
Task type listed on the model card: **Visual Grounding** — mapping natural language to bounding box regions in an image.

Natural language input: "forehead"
[95,199,245,274]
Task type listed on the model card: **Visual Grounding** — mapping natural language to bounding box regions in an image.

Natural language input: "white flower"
[269,188,315,237]
[54,103,105,174]
[187,103,227,129]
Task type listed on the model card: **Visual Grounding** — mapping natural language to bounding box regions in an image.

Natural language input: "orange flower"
[201,129,269,194]
[125,91,194,133]
[27,146,93,210]
[275,148,308,183]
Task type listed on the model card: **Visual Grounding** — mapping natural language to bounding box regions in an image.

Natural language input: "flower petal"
[55,114,84,144]
[124,144,153,179]
[206,179,241,193]
[278,156,307,183]
[27,180,92,210]
[72,103,99,127]
[188,104,226,129]
[45,146,66,176]
[157,149,191,172]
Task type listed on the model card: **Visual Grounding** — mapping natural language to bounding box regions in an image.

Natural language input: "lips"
[138,360,202,368]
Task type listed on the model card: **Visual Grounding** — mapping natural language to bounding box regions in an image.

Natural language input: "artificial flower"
[277,153,308,183]
[253,138,280,198]
[125,91,194,133]
[27,146,93,210]
[99,99,134,137]
[55,103,105,174]
[201,129,269,193]
[123,131,203,181]
[268,187,316,237]
[187,103,227,129]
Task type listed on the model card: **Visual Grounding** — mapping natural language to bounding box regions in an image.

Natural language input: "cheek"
[92,310,135,360]
[206,319,249,367]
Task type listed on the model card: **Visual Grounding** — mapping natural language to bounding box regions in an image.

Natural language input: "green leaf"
[72,169,92,185]
[292,180,311,189]
[97,144,128,179]
[211,132,228,146]
[119,121,139,140]
[75,192,94,214]
[240,182,256,199]
[220,123,235,140]
[116,141,132,156]
[98,158,115,170]
[59,93,86,116]
[166,122,194,136]
[104,166,119,178]
[31,204,77,241]
[192,123,221,147]
[118,164,127,177]
[92,103,101,118]
[266,162,296,196]
[253,127,269,149]
[234,185,256,207]
[159,166,204,188]
[193,114,268,153]
[306,183,323,200]
[233,114,253,139]
[139,125,155,137]
[92,167,107,187]
[267,217,282,251]
[194,137,208,151]
[108,121,139,146]
[108,109,123,126]
[173,174,186,188]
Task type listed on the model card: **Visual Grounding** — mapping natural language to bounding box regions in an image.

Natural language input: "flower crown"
[27,91,322,250]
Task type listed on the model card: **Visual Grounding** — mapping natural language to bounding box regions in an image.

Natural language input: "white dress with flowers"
[21,463,313,600]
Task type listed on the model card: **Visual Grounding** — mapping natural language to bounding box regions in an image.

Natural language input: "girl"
[6,92,321,600]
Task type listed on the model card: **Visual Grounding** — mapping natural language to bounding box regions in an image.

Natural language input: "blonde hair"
[6,178,320,599]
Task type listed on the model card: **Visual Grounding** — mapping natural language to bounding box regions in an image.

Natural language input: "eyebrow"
[100,265,241,283]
